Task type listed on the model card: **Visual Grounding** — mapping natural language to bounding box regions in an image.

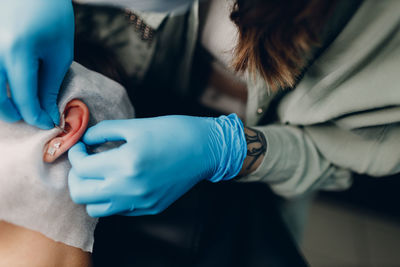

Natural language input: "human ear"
[43,99,89,163]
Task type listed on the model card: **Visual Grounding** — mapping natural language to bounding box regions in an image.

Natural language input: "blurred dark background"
[303,173,400,267]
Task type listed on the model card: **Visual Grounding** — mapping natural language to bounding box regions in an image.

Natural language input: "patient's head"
[0,62,134,252]
[0,38,135,265]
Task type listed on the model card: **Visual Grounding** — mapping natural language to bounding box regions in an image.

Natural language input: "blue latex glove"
[0,0,74,129]
[68,114,247,217]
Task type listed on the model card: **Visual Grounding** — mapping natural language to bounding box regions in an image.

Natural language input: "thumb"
[83,120,127,146]
[39,50,73,126]
[68,142,89,167]
[7,56,54,129]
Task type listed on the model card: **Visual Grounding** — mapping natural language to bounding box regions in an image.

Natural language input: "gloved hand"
[0,0,74,129]
[68,114,247,217]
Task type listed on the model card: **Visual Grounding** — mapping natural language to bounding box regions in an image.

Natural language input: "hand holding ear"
[67,114,247,218]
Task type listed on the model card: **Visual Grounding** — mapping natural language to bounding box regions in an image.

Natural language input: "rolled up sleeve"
[238,124,352,198]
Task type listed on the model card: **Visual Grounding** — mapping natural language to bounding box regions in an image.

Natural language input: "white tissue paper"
[0,62,135,252]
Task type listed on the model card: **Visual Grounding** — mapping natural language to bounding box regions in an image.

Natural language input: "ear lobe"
[43,99,89,163]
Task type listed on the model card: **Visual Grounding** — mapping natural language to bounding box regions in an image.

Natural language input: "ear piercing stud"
[47,142,61,156]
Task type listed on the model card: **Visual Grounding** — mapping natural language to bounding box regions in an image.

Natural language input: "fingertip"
[24,108,54,130]
[86,206,101,218]
[49,104,60,126]
[70,141,87,153]
[83,121,126,145]
[67,170,79,198]
[86,203,113,218]
[82,123,106,145]
[68,168,78,185]
[82,131,94,145]
[68,142,88,162]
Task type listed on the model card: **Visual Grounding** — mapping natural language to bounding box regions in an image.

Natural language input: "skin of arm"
[238,127,267,176]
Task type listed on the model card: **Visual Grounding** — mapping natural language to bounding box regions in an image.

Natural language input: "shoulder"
[275,0,400,127]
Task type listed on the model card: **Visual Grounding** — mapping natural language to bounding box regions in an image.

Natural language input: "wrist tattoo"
[245,127,267,170]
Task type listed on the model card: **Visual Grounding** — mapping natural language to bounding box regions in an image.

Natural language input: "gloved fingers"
[83,120,128,146]
[0,71,21,122]
[86,202,130,218]
[122,210,143,216]
[121,193,168,217]
[122,201,167,216]
[68,141,122,178]
[122,209,156,217]
[86,203,113,218]
[39,49,72,125]
[6,56,53,129]
[68,170,106,205]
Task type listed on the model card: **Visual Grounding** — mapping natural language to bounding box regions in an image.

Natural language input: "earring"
[47,142,61,156]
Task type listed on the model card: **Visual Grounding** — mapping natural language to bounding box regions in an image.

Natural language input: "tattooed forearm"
[245,127,267,170]
[239,127,267,176]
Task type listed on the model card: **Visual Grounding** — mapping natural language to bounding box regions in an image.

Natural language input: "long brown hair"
[230,0,336,91]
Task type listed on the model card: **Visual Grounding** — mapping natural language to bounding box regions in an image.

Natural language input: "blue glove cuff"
[208,114,247,183]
